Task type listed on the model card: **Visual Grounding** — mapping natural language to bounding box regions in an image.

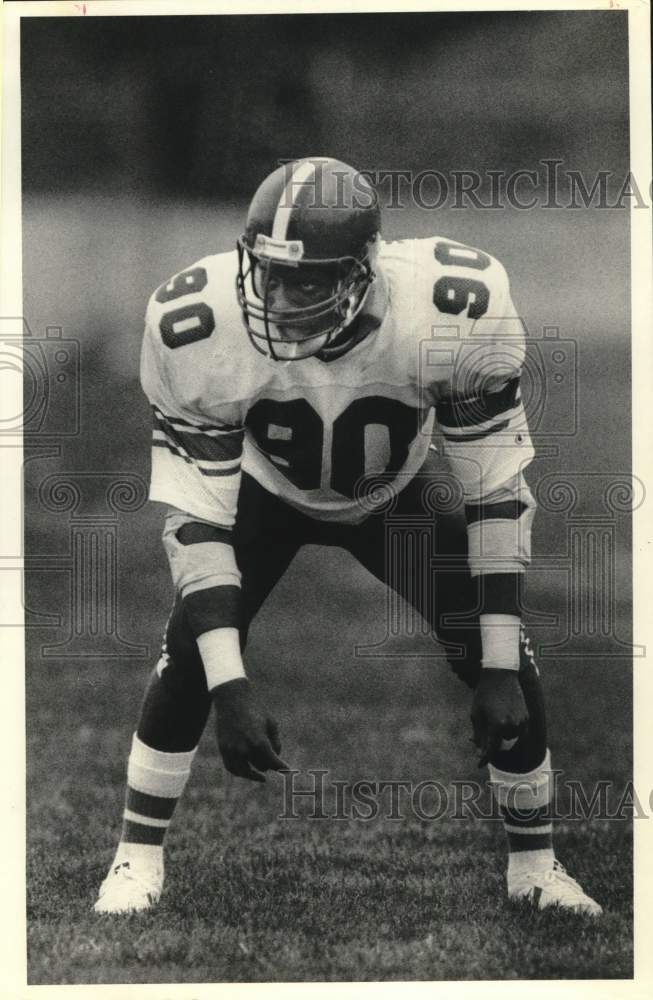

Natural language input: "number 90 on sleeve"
[432,240,491,321]
[155,266,216,349]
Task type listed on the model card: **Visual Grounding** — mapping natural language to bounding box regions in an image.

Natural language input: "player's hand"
[212,678,289,782]
[470,668,529,768]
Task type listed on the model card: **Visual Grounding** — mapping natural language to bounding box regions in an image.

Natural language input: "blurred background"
[20,11,633,982]
[23,12,628,195]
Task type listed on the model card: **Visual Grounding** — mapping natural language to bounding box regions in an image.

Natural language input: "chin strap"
[316,273,381,362]
[317,309,380,362]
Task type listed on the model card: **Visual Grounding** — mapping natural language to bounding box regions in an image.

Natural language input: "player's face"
[252,260,339,343]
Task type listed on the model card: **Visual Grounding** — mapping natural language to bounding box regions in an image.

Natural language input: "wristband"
[480,614,521,671]
[197,627,247,691]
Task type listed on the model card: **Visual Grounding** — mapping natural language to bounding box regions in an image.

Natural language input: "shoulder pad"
[141,251,268,421]
[145,252,237,352]
[408,237,524,402]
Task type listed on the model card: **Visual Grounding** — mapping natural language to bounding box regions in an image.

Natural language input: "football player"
[95,157,601,917]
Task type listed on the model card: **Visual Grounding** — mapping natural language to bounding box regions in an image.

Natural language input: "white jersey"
[140,236,534,529]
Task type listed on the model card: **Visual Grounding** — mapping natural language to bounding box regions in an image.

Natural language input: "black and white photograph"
[1,0,652,989]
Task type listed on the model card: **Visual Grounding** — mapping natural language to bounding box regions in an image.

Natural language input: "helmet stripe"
[271,159,317,241]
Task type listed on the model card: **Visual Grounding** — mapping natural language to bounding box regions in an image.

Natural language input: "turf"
[26,571,633,982]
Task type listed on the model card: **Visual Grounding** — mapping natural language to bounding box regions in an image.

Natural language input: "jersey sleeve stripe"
[152,435,241,477]
[152,429,240,464]
[154,426,243,462]
[153,410,243,438]
[153,411,243,460]
[196,465,242,478]
[438,404,521,436]
[152,406,242,434]
[164,423,240,439]
[441,419,510,442]
[436,376,520,429]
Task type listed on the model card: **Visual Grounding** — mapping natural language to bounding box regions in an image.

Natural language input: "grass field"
[23,195,632,983]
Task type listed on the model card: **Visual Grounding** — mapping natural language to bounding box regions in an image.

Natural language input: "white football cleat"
[508,859,602,916]
[94,860,163,914]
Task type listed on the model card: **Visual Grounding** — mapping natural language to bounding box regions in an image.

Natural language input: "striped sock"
[111,733,196,870]
[489,749,554,879]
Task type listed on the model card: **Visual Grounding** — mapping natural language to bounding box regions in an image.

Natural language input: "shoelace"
[543,860,585,895]
[105,862,161,893]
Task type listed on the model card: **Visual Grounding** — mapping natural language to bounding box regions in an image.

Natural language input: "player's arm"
[437,384,535,762]
[161,500,287,782]
[437,380,536,654]
[434,274,535,762]
[149,401,245,674]
[141,290,287,780]
[467,469,535,766]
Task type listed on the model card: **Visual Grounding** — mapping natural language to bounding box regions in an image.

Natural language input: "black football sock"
[138,663,211,752]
